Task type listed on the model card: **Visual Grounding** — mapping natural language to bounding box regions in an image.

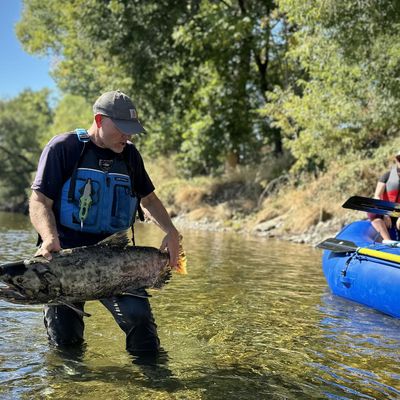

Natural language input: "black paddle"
[316,238,358,253]
[317,237,400,264]
[342,196,400,217]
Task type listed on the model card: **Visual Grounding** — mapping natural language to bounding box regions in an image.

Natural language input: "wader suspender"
[67,144,87,203]
[67,129,91,203]
[122,149,145,246]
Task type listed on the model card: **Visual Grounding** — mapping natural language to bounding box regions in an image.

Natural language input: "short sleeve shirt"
[31,132,155,248]
[379,168,400,183]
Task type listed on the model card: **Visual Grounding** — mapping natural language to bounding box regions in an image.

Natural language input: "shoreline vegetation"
[3,139,400,247]
[145,148,399,246]
[4,136,400,247]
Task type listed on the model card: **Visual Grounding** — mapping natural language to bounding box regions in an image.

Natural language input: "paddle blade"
[342,196,400,217]
[316,238,358,253]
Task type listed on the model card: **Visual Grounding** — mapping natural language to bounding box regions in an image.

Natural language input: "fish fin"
[153,269,172,289]
[31,255,50,263]
[175,235,188,275]
[56,301,91,317]
[121,290,152,299]
[96,230,130,248]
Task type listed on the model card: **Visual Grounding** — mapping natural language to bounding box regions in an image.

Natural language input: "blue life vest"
[58,129,138,234]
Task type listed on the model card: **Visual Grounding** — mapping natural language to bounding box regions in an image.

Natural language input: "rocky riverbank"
[171,212,357,246]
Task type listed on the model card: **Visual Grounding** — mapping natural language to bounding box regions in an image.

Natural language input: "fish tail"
[175,236,187,275]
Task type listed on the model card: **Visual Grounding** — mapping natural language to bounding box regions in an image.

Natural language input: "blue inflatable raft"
[321,220,400,318]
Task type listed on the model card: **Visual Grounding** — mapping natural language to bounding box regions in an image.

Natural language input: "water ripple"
[0,215,398,399]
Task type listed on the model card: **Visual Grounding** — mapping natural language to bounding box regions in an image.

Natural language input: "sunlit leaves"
[0,90,52,205]
[266,0,400,172]
[17,0,286,176]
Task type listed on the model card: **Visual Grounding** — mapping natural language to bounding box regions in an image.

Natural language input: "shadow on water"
[43,348,313,399]
[34,323,315,399]
[43,345,185,392]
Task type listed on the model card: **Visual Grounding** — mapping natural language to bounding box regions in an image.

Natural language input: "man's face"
[98,116,130,153]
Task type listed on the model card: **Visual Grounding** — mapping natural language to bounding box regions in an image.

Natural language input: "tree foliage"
[265,0,400,173]
[0,90,52,209]
[14,0,400,179]
[16,0,289,175]
[49,94,93,145]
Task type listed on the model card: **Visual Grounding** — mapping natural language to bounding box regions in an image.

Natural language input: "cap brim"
[112,118,146,135]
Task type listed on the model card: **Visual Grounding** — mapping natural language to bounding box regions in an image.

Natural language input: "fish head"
[0,260,42,299]
[0,261,28,283]
[0,261,29,302]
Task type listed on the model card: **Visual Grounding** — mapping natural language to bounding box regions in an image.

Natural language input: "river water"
[0,211,399,400]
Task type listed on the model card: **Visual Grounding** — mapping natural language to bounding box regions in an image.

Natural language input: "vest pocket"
[110,184,137,229]
[60,176,101,231]
[60,170,136,234]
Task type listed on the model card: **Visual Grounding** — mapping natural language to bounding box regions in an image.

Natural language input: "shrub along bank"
[3,139,399,246]
[147,140,400,245]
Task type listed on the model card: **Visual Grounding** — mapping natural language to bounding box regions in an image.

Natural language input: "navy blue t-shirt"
[31,132,155,248]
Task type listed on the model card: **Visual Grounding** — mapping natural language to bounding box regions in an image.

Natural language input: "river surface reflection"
[0,211,399,399]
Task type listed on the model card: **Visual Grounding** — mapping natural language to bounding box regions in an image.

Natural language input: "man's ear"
[95,114,102,128]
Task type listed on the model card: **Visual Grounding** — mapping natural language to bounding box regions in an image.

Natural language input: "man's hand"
[396,217,400,231]
[141,192,182,269]
[159,229,180,269]
[30,190,61,260]
[35,236,61,261]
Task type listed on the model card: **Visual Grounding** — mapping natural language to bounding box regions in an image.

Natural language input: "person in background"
[29,90,180,356]
[369,151,400,240]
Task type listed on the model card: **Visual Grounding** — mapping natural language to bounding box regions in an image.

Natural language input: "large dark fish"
[0,231,187,316]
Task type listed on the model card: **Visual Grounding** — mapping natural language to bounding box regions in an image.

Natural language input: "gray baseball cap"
[93,90,146,135]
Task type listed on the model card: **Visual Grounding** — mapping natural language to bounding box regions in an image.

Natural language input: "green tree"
[168,0,284,174]
[49,94,93,145]
[265,0,400,173]
[0,89,52,210]
[17,0,290,175]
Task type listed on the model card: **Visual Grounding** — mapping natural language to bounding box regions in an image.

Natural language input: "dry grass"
[254,208,281,225]
[186,202,234,222]
[186,207,214,221]
[142,141,400,235]
[175,186,208,212]
[250,167,350,234]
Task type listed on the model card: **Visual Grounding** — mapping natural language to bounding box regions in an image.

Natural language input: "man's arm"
[140,192,180,268]
[29,190,61,260]
[373,182,392,228]
[374,181,386,199]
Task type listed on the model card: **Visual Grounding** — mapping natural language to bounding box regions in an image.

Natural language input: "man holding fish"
[28,90,182,355]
